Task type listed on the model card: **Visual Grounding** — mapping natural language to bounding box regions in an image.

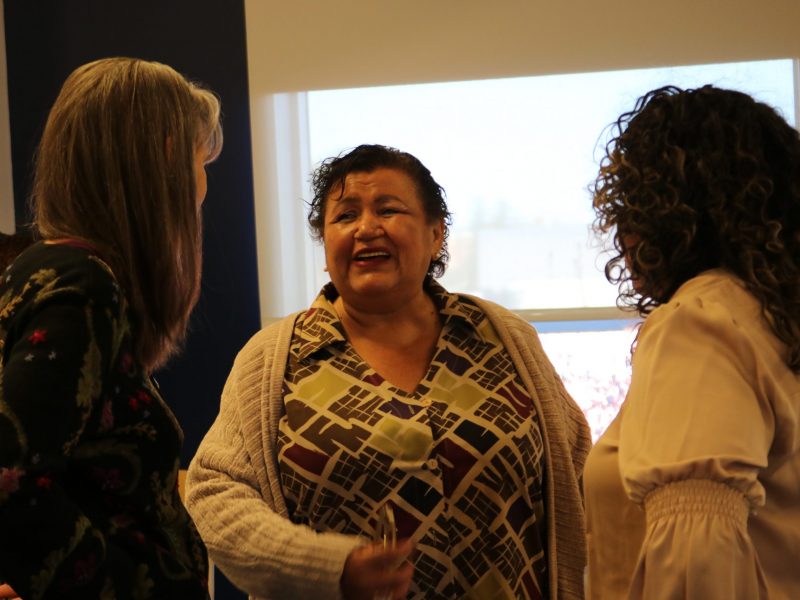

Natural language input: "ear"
[431,218,444,258]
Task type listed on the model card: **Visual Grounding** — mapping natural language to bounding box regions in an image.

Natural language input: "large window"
[307,59,796,309]
[265,59,797,439]
[536,323,638,441]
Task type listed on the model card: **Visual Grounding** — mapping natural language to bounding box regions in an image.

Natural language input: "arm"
[619,297,772,599]
[0,277,123,598]
[185,329,364,599]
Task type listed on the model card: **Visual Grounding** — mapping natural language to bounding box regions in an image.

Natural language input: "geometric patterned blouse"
[277,280,547,599]
[0,241,208,599]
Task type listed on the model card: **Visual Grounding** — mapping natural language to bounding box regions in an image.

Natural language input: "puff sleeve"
[618,295,774,599]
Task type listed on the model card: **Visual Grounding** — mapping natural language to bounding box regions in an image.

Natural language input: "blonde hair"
[32,57,222,371]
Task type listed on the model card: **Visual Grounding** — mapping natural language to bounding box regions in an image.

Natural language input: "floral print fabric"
[0,242,208,599]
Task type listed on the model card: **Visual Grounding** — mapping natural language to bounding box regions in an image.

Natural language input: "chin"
[348,273,397,291]
[344,279,409,306]
[350,282,395,298]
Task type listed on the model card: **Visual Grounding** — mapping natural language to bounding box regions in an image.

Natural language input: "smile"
[353,250,390,261]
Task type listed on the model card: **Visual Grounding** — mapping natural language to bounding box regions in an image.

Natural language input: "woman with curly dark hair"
[583,84,800,599]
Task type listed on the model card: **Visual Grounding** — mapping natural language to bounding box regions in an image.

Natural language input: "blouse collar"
[292,278,485,361]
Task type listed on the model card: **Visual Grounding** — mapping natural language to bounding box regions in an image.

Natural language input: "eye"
[331,210,357,223]
[380,206,401,216]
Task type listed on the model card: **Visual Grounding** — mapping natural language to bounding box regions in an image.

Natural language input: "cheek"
[196,171,207,206]
[193,155,208,206]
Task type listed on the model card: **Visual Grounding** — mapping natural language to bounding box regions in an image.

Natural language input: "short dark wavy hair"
[308,144,452,278]
[592,84,800,370]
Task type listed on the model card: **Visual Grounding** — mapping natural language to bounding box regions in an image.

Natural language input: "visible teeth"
[356,251,389,259]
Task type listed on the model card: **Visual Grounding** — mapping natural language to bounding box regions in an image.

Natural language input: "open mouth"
[353,250,391,263]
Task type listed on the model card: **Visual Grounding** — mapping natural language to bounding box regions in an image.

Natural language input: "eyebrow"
[330,194,405,205]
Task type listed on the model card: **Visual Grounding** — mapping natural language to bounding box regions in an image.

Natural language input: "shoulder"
[665,269,750,305]
[458,292,530,327]
[220,312,302,433]
[458,292,541,346]
[428,278,531,337]
[644,271,766,347]
[229,312,302,378]
[11,241,117,288]
[2,242,122,311]
[633,270,790,396]
[453,292,556,382]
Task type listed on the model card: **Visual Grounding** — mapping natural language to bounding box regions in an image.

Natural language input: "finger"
[393,538,414,556]
[394,561,415,596]
[0,583,17,597]
[380,557,415,593]
[360,540,408,568]
[383,538,415,569]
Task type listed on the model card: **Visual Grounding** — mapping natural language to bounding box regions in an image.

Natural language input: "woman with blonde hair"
[0,57,221,599]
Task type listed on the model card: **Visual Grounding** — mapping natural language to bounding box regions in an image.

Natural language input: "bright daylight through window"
[305,59,797,438]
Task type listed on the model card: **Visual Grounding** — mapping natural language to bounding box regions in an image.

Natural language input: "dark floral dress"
[0,241,208,599]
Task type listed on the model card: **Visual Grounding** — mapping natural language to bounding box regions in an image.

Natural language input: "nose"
[354,214,384,238]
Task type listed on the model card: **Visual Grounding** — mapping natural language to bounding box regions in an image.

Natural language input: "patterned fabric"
[0,242,208,599]
[278,280,548,599]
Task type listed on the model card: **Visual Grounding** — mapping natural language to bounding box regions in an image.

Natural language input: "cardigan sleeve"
[185,326,363,600]
[618,296,773,599]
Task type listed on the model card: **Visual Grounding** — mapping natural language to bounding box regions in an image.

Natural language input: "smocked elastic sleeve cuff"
[626,479,767,599]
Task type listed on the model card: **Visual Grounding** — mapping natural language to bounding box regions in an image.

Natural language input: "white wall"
[244,0,800,94]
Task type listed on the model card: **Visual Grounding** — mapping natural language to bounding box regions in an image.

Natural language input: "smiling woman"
[322,168,443,315]
[322,167,445,392]
[186,144,592,600]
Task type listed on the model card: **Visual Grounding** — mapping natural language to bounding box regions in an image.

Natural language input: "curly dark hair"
[308,144,452,278]
[592,84,800,370]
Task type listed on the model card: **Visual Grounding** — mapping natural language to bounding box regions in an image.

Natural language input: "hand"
[340,538,414,600]
[0,583,20,599]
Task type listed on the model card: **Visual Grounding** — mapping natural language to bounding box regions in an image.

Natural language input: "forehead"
[326,167,418,202]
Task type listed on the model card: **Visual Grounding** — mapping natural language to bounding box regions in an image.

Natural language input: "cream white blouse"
[584,270,800,599]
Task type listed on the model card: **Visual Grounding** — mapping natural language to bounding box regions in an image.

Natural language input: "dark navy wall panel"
[3,0,260,472]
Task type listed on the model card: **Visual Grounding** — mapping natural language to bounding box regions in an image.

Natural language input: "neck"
[334,289,440,343]
[333,289,443,393]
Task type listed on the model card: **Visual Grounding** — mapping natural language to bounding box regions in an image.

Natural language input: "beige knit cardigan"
[186,295,591,600]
